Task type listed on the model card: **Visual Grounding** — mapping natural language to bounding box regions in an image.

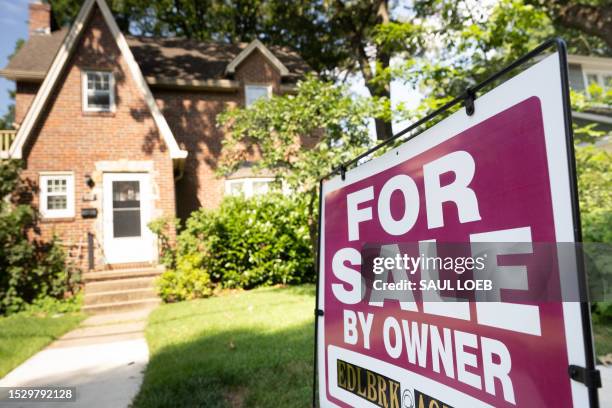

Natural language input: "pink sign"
[319,95,582,408]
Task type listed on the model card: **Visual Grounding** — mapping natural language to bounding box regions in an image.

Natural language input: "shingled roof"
[127,36,308,83]
[2,28,69,80]
[1,29,309,84]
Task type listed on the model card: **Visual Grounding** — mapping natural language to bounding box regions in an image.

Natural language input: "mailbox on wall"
[81,208,98,219]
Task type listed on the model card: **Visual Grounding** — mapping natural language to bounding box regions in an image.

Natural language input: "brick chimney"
[29,1,51,36]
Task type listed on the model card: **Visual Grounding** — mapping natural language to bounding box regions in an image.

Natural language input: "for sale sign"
[316,53,594,407]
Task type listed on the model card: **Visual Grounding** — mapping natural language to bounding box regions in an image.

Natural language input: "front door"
[103,173,154,264]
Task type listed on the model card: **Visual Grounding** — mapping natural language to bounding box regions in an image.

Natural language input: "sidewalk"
[600,364,612,407]
[0,309,153,408]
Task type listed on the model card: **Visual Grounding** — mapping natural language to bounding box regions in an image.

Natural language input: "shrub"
[575,147,612,322]
[0,160,80,315]
[153,193,314,301]
[156,253,213,302]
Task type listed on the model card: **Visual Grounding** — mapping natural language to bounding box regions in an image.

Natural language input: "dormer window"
[83,71,115,112]
[245,85,271,107]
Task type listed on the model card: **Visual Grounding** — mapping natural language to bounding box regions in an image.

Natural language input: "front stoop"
[83,266,164,314]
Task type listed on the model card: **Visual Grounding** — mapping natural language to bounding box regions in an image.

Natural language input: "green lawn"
[0,313,84,378]
[133,285,612,407]
[594,320,612,357]
[133,285,315,408]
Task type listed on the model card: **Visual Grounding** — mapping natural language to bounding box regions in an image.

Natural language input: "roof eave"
[0,69,46,82]
[567,54,612,70]
[147,76,240,92]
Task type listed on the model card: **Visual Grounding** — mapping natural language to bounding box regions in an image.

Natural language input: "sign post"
[314,39,600,408]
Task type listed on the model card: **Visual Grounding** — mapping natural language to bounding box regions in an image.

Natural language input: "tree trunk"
[548,1,612,49]
[357,0,393,141]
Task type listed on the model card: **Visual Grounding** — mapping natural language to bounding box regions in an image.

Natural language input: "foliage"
[526,0,612,55]
[0,39,24,130]
[571,84,612,143]
[218,76,382,246]
[576,146,612,321]
[395,0,554,122]
[219,76,380,194]
[21,293,83,315]
[152,194,314,301]
[156,253,213,303]
[148,216,179,269]
[576,146,612,243]
[0,160,80,315]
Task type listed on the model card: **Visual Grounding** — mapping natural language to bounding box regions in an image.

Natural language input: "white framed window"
[82,71,115,112]
[245,85,271,107]
[225,177,277,198]
[40,172,75,219]
[583,69,612,96]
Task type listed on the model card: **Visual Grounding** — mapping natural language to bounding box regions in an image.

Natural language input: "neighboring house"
[0,0,308,269]
[567,54,612,150]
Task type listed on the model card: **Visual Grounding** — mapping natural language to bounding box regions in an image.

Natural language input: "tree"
[50,0,269,41]
[397,0,609,142]
[400,0,554,115]
[217,75,387,245]
[529,0,612,53]
[266,0,424,140]
[0,39,24,130]
[0,98,15,130]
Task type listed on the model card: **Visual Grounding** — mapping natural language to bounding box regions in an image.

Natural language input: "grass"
[0,313,84,378]
[133,286,612,407]
[133,285,315,408]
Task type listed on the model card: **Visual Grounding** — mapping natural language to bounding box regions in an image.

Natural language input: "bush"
[156,253,213,302]
[576,147,612,322]
[153,193,315,301]
[0,160,80,315]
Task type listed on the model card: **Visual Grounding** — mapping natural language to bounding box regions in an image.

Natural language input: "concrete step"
[83,266,164,282]
[85,276,156,293]
[83,298,161,314]
[84,287,157,306]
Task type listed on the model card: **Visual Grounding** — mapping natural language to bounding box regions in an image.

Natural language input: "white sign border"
[317,52,590,407]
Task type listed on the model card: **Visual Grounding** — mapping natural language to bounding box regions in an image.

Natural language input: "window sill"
[40,217,76,223]
[82,110,116,118]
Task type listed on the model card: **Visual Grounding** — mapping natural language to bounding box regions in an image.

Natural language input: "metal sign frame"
[312,38,600,408]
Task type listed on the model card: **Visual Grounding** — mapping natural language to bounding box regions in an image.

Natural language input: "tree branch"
[549,1,612,49]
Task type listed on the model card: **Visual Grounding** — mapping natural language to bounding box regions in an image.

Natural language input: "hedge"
[153,193,315,302]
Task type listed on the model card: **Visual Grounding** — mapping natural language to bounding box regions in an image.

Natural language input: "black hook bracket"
[568,365,601,389]
[315,309,324,317]
[340,165,346,181]
[464,88,476,116]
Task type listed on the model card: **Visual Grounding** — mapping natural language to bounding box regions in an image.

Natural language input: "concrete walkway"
[599,365,612,407]
[0,308,154,408]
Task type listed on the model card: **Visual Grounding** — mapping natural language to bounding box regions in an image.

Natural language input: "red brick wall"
[21,6,175,267]
[15,82,40,126]
[155,48,284,218]
[234,49,283,99]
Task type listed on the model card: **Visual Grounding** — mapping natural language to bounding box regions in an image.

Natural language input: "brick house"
[0,0,308,270]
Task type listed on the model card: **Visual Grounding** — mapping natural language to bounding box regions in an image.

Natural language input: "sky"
[0,0,29,118]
